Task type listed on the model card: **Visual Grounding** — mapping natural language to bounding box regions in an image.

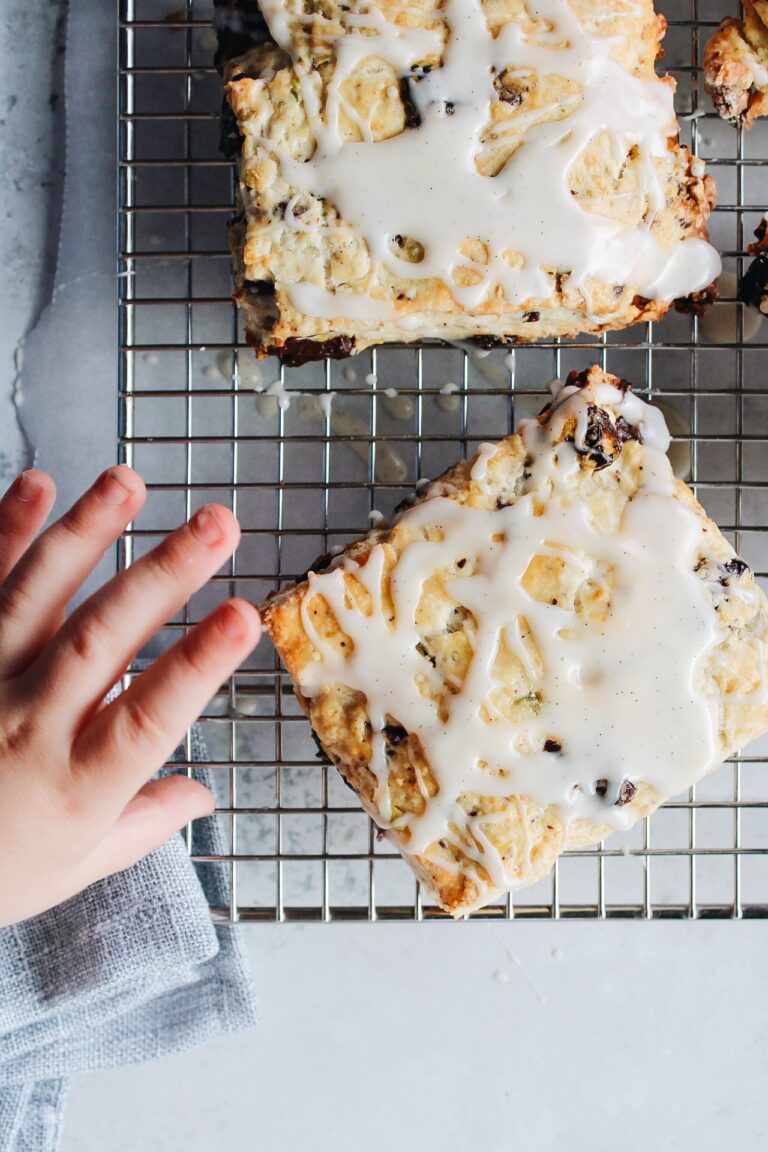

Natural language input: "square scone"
[261,366,768,916]
[222,0,721,365]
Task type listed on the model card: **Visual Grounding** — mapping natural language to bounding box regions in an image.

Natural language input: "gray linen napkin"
[0,729,257,1152]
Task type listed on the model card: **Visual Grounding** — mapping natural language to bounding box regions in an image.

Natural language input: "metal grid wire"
[118,0,768,921]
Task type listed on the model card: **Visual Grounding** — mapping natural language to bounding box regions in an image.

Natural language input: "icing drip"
[296,378,732,891]
[256,0,720,321]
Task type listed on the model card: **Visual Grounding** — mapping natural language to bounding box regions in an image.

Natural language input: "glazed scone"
[222,0,721,364]
[261,366,768,916]
[704,2,768,126]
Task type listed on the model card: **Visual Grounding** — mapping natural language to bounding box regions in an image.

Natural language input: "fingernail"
[189,505,224,546]
[218,603,246,641]
[97,468,133,506]
[15,471,43,502]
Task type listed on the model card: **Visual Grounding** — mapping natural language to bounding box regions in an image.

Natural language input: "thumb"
[87,775,214,880]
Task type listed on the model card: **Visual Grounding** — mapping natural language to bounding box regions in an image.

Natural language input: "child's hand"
[0,466,260,927]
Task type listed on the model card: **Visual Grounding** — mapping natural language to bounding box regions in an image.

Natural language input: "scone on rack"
[222,0,720,364]
[704,2,768,126]
[261,365,768,917]
[737,211,768,320]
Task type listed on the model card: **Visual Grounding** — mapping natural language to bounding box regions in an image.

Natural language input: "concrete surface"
[0,0,67,483]
[61,924,768,1152]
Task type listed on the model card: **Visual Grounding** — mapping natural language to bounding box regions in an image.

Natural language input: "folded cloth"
[0,728,257,1152]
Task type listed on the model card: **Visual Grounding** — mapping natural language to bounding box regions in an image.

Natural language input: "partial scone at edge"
[261,366,768,916]
[222,0,719,365]
[738,212,768,315]
[704,2,768,126]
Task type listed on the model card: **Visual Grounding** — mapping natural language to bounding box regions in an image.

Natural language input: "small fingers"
[0,470,57,584]
[84,775,214,882]
[74,599,260,805]
[0,466,146,679]
[36,504,243,723]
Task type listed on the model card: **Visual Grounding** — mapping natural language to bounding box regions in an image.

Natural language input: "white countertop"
[63,923,768,1152]
[0,4,765,1149]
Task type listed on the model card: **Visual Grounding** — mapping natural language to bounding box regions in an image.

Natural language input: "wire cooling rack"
[118,0,768,921]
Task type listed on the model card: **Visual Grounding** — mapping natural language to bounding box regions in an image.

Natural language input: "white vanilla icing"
[256,0,721,321]
[266,377,293,409]
[437,380,461,412]
[296,379,736,890]
[382,390,415,420]
[287,282,395,321]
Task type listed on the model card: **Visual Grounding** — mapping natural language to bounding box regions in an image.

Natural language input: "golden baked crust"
[704,3,768,126]
[261,366,768,915]
[222,1,718,365]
